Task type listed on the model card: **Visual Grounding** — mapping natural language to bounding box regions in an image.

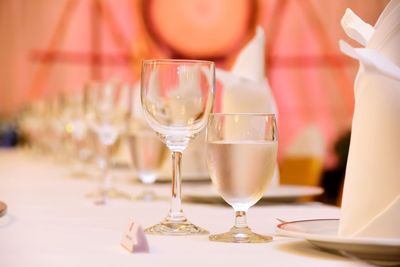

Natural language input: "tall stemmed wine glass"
[141,59,215,235]
[87,81,128,204]
[206,113,278,243]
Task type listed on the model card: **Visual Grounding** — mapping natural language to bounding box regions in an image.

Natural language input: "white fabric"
[338,1,400,238]
[368,1,400,66]
[0,149,363,267]
[218,26,277,115]
[340,8,374,46]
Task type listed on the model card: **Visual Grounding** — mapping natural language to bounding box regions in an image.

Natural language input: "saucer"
[276,219,400,265]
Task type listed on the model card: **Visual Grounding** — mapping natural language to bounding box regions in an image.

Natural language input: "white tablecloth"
[0,149,369,267]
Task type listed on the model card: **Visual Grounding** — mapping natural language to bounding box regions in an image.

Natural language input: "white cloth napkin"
[338,1,400,239]
[217,27,277,115]
[368,1,400,66]
[217,26,280,187]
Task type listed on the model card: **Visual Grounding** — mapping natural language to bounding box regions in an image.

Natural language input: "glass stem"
[100,145,111,192]
[234,211,248,229]
[142,181,155,201]
[167,151,185,222]
[74,139,85,173]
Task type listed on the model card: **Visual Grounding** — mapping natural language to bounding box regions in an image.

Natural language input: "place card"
[120,219,149,253]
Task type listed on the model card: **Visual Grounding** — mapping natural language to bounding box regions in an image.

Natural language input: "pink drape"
[0,0,389,164]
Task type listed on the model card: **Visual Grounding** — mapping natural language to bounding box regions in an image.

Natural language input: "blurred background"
[0,0,390,203]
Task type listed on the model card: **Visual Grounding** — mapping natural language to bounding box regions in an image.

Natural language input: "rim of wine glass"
[207,113,278,141]
[142,59,215,65]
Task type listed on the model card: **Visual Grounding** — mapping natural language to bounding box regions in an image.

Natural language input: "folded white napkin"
[218,27,277,115]
[217,26,279,186]
[341,8,374,46]
[339,1,400,238]
[368,2,400,66]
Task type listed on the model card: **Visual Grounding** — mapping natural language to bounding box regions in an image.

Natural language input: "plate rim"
[182,184,324,199]
[156,172,211,182]
[265,185,323,198]
[276,218,400,246]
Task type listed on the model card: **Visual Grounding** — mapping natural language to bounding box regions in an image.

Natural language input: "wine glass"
[87,81,128,204]
[127,118,168,200]
[141,59,215,235]
[206,113,278,243]
[65,94,94,177]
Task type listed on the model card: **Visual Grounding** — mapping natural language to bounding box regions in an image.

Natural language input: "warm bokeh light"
[0,0,390,166]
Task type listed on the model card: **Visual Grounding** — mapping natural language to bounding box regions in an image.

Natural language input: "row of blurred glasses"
[16,60,279,243]
[17,79,166,204]
[17,59,216,239]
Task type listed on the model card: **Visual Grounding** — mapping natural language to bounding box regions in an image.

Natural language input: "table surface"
[0,149,371,267]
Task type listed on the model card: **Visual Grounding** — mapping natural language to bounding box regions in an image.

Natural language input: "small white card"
[120,220,149,253]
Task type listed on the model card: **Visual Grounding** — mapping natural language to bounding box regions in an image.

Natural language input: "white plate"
[276,219,400,265]
[157,173,211,182]
[182,184,323,202]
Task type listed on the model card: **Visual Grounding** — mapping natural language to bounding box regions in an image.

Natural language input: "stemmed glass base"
[130,179,163,202]
[86,188,130,205]
[209,226,272,243]
[145,215,209,235]
[70,160,93,179]
[208,210,272,243]
[144,151,209,235]
[131,189,160,202]
[70,168,89,179]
